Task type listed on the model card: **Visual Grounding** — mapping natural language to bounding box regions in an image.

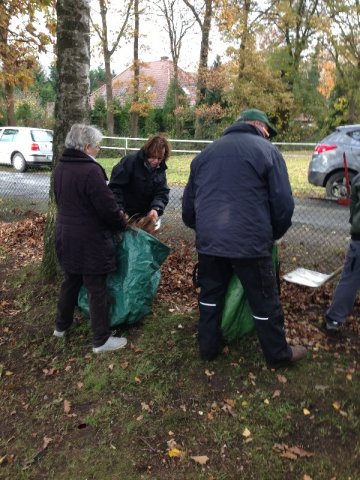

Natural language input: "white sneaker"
[92,336,127,353]
[53,329,66,338]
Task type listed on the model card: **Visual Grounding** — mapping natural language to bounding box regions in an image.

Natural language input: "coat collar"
[223,121,266,138]
[60,148,108,180]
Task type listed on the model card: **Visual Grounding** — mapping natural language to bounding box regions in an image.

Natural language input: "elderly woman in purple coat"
[53,124,128,353]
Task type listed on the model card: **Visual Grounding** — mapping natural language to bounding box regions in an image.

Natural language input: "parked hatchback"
[308,125,360,198]
[0,126,53,172]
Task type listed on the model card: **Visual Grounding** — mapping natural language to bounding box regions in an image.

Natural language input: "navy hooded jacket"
[182,122,294,258]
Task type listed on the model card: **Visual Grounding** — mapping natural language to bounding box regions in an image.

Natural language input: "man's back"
[182,122,294,258]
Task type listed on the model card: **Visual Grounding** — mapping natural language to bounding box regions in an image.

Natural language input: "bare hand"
[148,209,159,221]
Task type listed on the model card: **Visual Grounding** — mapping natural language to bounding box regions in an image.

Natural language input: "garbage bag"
[221,245,279,342]
[78,227,170,327]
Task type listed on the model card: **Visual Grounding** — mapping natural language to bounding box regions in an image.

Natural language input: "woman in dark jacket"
[108,135,170,227]
[53,124,128,354]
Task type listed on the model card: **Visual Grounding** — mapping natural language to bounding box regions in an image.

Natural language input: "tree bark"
[130,0,140,137]
[41,0,90,279]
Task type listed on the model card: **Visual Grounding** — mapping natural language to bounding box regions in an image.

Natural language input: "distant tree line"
[0,0,359,142]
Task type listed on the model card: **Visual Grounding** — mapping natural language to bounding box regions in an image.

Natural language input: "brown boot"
[290,345,307,363]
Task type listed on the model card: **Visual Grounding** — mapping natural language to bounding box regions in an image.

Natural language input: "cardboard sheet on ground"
[283,266,342,288]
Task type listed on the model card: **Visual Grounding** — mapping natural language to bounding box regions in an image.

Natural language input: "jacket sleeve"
[108,155,131,210]
[182,166,196,229]
[268,149,295,240]
[86,166,127,231]
[149,171,170,215]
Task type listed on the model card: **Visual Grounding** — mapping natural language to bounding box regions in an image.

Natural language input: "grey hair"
[65,124,103,151]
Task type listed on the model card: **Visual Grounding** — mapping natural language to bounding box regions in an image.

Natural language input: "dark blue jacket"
[109,149,170,217]
[182,122,294,258]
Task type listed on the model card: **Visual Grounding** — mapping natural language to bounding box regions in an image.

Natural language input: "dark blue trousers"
[197,254,292,366]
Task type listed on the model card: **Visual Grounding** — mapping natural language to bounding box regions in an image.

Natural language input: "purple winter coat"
[54,148,127,275]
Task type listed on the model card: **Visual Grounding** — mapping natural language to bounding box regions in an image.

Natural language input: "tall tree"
[155,0,195,136]
[42,0,91,278]
[91,0,134,135]
[267,0,321,88]
[182,0,214,138]
[0,0,54,125]
[323,0,360,123]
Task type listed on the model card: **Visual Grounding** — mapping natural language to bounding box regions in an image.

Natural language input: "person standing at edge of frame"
[325,171,360,331]
[108,135,170,230]
[53,124,128,354]
[182,108,308,369]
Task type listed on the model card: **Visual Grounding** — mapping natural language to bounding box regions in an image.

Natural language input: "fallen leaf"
[303,408,311,415]
[108,364,114,371]
[224,398,236,408]
[303,475,312,480]
[134,376,141,384]
[277,374,287,383]
[315,384,329,391]
[0,455,7,465]
[272,390,281,398]
[63,400,71,414]
[121,361,129,369]
[242,427,251,438]
[191,455,209,465]
[168,448,182,458]
[346,373,352,381]
[273,443,314,460]
[141,402,152,412]
[332,401,341,410]
[264,399,270,405]
[205,369,215,377]
[42,436,52,449]
[167,438,177,449]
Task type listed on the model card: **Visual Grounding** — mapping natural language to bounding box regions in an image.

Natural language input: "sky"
[89,5,229,75]
[38,4,229,76]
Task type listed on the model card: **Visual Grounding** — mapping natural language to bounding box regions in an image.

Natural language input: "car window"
[31,130,53,142]
[320,131,344,143]
[346,130,360,145]
[0,129,19,142]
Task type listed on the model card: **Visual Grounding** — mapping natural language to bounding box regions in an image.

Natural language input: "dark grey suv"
[308,125,360,198]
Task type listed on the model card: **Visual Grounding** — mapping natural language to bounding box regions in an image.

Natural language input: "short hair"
[143,135,170,163]
[65,124,103,151]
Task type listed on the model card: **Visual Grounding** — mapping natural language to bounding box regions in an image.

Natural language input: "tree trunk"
[41,0,91,279]
[173,62,180,137]
[194,0,213,139]
[104,53,114,135]
[130,0,140,137]
[4,80,16,125]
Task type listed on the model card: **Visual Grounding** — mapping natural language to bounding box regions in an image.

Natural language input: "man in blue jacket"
[182,108,307,368]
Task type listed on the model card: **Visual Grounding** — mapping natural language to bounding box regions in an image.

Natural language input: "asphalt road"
[0,171,350,234]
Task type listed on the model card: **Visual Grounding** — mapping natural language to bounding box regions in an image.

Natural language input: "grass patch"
[0,262,359,479]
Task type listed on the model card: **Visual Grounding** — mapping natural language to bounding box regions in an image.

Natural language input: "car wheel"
[325,171,354,199]
[12,153,27,172]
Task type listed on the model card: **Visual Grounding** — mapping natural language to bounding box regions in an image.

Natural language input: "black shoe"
[326,319,342,332]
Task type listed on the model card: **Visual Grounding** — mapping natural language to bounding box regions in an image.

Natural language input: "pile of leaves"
[0,212,359,352]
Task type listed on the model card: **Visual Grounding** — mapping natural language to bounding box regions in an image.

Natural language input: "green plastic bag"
[78,227,170,327]
[221,245,279,342]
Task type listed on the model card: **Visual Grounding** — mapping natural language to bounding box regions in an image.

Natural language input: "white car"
[0,126,53,172]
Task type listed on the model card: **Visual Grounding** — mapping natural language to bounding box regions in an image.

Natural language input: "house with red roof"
[90,57,197,109]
